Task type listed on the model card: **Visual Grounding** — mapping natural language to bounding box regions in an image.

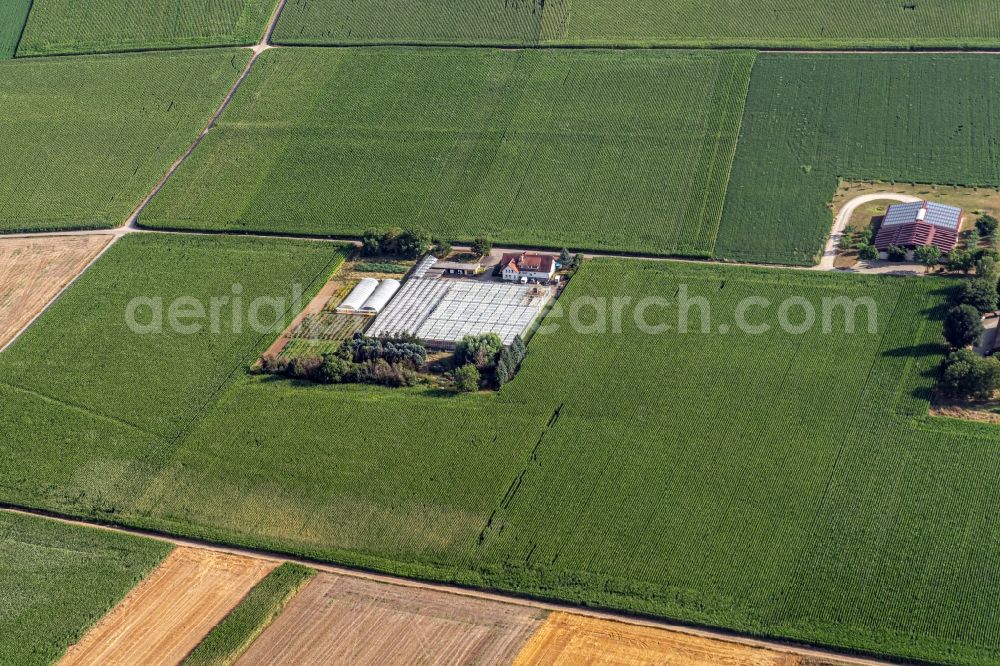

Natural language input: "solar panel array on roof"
[883,200,962,230]
[368,278,552,346]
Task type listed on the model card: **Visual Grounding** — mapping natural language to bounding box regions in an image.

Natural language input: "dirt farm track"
[58,548,275,666]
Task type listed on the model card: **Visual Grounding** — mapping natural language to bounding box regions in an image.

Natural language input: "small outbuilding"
[874,200,962,256]
[436,260,484,277]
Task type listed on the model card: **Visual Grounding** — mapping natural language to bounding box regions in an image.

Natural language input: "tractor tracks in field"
[0,505,905,666]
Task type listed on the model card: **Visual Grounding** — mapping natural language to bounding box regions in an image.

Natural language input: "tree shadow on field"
[882,342,945,359]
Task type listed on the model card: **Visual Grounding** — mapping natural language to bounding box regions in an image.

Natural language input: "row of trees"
[262,333,428,388]
[360,227,496,260]
[939,255,1000,400]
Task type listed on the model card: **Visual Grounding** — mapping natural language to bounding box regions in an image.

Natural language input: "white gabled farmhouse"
[500,252,556,282]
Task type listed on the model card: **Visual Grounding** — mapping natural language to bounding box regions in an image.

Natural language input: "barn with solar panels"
[874,200,962,257]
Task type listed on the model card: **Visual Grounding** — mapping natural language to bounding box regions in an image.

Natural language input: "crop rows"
[0,0,31,59]
[275,0,1000,49]
[16,0,277,56]
[7,236,1000,663]
[0,511,170,665]
[718,53,1000,265]
[0,49,249,233]
[142,47,754,258]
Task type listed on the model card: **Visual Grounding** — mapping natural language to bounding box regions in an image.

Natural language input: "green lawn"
[0,0,31,58]
[717,53,1000,265]
[274,0,1000,49]
[6,237,1000,663]
[16,0,277,56]
[142,47,754,257]
[0,511,171,665]
[0,49,250,233]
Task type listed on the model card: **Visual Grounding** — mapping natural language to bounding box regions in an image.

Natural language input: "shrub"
[940,349,1000,400]
[976,214,999,237]
[943,304,984,349]
[886,245,907,262]
[858,244,879,261]
[454,364,481,392]
[947,249,976,273]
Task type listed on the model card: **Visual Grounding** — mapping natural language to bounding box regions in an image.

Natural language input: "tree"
[559,248,572,266]
[977,214,999,238]
[857,244,879,261]
[397,227,431,259]
[495,352,512,388]
[947,249,976,274]
[913,244,941,267]
[432,237,452,259]
[886,245,907,262]
[969,227,982,248]
[453,364,481,392]
[455,333,503,370]
[976,255,1000,284]
[939,349,1000,400]
[838,234,855,251]
[361,228,382,256]
[470,237,493,258]
[573,253,586,269]
[316,354,349,384]
[959,278,999,313]
[380,227,404,255]
[943,304,984,349]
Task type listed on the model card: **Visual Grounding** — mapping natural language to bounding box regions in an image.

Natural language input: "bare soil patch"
[514,612,844,666]
[834,180,1000,233]
[59,548,275,666]
[236,574,543,665]
[0,235,112,349]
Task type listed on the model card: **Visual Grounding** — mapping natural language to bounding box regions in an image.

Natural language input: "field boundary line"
[0,233,119,354]
[122,0,290,232]
[0,505,912,666]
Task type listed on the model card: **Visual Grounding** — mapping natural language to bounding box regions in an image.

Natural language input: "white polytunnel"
[336,278,379,313]
[360,279,402,314]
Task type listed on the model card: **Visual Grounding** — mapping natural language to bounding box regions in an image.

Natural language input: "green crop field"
[6,237,1000,664]
[0,233,345,515]
[16,0,277,56]
[0,511,170,665]
[0,49,250,234]
[274,0,1000,49]
[0,0,31,58]
[717,53,1000,266]
[142,47,753,257]
[185,563,315,666]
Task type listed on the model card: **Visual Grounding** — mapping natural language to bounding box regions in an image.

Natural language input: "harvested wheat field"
[0,235,112,349]
[514,612,834,666]
[60,547,276,666]
[237,574,544,665]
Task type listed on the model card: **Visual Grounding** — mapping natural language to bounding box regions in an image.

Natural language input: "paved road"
[819,192,921,270]
[0,507,904,666]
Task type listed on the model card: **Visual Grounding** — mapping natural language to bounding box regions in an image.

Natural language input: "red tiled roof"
[874,221,958,253]
[499,253,554,273]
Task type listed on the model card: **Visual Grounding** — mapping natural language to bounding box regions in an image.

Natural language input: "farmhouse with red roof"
[874,200,961,257]
[500,252,556,283]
